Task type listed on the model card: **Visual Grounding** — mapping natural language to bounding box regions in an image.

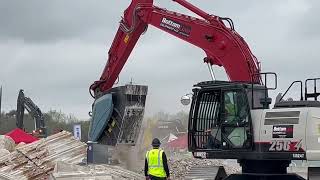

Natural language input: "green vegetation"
[0,110,90,142]
[0,110,188,144]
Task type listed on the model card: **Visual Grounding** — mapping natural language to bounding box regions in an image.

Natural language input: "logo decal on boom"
[160,17,191,37]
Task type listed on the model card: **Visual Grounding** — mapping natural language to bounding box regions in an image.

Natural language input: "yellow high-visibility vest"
[146,149,166,177]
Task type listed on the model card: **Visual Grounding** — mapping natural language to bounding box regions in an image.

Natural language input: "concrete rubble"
[51,161,144,180]
[0,131,145,180]
[0,131,241,180]
[0,131,87,179]
[0,149,10,157]
[168,157,241,179]
[137,153,241,179]
[0,135,15,152]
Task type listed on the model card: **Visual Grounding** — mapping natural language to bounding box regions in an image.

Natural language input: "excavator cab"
[188,81,268,157]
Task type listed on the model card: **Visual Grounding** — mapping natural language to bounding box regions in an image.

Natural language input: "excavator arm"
[90,0,261,96]
[16,90,47,138]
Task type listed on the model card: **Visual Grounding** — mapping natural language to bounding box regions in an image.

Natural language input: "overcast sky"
[0,0,319,119]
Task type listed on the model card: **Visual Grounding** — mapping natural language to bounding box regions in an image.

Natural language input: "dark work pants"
[149,175,166,180]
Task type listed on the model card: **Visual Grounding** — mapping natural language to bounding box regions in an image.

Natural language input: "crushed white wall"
[0,135,15,152]
[0,131,87,179]
[51,161,144,180]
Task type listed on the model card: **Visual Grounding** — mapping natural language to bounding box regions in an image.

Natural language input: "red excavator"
[88,0,320,179]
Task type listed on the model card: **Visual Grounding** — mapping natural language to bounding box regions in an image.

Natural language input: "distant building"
[153,119,186,141]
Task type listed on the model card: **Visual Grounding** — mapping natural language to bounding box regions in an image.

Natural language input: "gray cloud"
[0,0,319,119]
[292,0,320,39]
[0,0,129,42]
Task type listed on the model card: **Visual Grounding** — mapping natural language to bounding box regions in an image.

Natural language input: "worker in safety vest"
[145,138,170,180]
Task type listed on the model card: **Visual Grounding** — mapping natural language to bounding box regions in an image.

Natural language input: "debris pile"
[0,131,87,179]
[0,131,145,180]
[0,135,15,152]
[52,161,144,180]
[168,157,241,179]
[138,153,241,179]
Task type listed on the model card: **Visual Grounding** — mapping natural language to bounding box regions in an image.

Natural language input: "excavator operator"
[224,93,236,124]
[145,138,170,180]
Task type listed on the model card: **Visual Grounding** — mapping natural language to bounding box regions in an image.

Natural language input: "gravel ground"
[52,161,145,180]
[168,157,241,179]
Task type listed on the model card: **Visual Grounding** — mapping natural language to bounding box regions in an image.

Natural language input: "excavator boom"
[90,0,261,95]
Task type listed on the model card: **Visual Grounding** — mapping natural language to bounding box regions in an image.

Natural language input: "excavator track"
[185,166,227,180]
[184,165,306,180]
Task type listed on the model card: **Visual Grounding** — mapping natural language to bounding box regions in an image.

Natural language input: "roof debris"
[0,131,87,180]
[0,135,15,152]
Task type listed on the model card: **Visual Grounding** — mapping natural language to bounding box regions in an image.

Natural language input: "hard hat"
[152,138,161,147]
